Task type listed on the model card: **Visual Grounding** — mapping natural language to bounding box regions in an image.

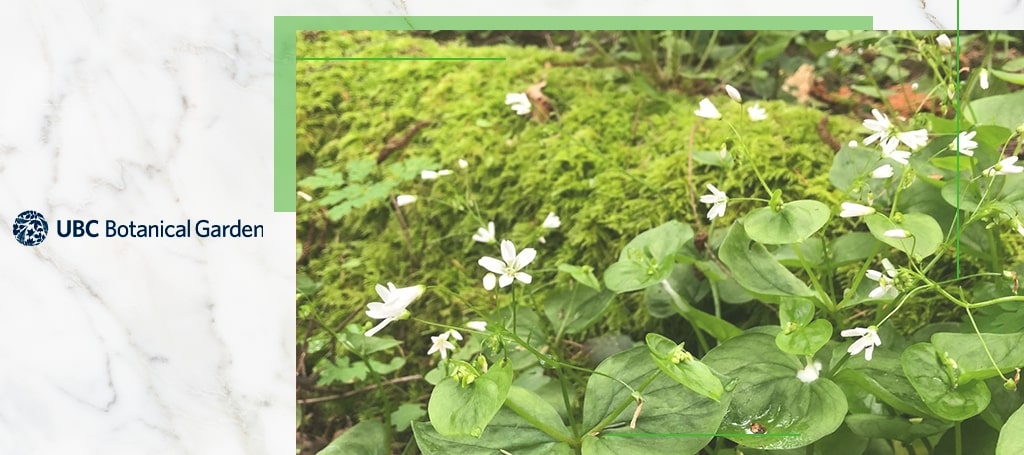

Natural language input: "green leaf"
[346,159,376,183]
[316,357,368,385]
[702,329,848,449]
[718,223,815,301]
[1004,57,1024,72]
[850,84,890,99]
[843,414,951,442]
[644,263,705,318]
[299,168,344,190]
[829,145,880,192]
[646,333,725,401]
[966,90,1024,131]
[341,324,402,355]
[902,343,991,421]
[830,232,881,266]
[543,286,615,335]
[775,319,833,356]
[645,265,741,341]
[863,213,943,261]
[580,347,730,455]
[778,298,814,327]
[997,405,1024,455]
[317,419,388,455]
[691,150,734,167]
[557,263,602,290]
[366,357,405,375]
[833,347,936,418]
[427,360,513,437]
[504,386,574,441]
[930,332,1024,384]
[604,220,693,293]
[989,68,1024,86]
[412,410,573,455]
[940,180,984,212]
[390,403,426,432]
[744,200,831,245]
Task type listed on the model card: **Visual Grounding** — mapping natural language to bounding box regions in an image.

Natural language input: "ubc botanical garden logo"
[10,210,264,245]
[13,210,48,246]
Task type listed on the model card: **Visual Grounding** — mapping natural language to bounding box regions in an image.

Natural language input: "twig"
[391,197,419,268]
[298,375,424,404]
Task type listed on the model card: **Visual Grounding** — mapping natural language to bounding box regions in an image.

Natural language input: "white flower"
[848,140,859,148]
[884,229,911,239]
[980,69,990,90]
[896,129,929,150]
[458,159,469,169]
[473,221,496,244]
[984,157,1024,176]
[796,361,822,383]
[437,169,453,177]
[297,191,313,202]
[466,321,488,332]
[863,109,929,150]
[694,98,722,119]
[866,258,899,299]
[364,282,426,337]
[538,236,546,244]
[421,170,439,180]
[840,202,875,218]
[725,84,742,103]
[936,33,952,49]
[863,109,893,146]
[699,184,728,220]
[542,212,561,229]
[871,164,894,179]
[955,131,977,157]
[911,82,919,91]
[747,103,767,121]
[396,195,417,207]
[478,240,536,290]
[881,137,911,165]
[841,326,882,361]
[427,332,457,359]
[506,92,531,115]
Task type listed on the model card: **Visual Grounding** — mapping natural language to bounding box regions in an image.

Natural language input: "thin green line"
[955,1,961,279]
[297,57,506,61]
[602,433,800,438]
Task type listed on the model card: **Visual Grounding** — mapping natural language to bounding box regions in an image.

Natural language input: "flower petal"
[516,248,537,268]
[478,256,506,274]
[364,318,393,337]
[515,272,532,284]
[498,274,514,288]
[483,273,497,291]
[500,240,517,263]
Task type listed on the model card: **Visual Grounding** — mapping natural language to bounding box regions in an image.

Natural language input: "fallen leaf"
[886,82,935,117]
[782,64,816,104]
[525,80,554,122]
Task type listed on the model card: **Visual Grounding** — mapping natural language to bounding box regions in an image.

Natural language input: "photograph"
[293,29,1024,454]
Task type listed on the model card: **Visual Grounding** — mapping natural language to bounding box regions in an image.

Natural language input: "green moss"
[296,31,871,345]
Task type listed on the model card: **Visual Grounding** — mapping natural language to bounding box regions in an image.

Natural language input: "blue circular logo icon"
[13,210,48,246]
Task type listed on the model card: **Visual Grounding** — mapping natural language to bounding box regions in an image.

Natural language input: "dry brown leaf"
[782,64,816,104]
[525,80,554,122]
[886,82,934,117]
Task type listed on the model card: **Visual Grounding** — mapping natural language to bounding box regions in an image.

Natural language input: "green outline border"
[274,16,874,211]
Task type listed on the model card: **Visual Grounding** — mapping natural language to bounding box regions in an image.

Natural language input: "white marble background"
[0,0,1017,454]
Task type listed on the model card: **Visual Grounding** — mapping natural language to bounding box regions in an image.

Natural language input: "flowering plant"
[301,30,1024,455]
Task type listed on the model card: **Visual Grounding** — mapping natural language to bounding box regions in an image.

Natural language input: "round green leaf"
[863,213,943,261]
[997,404,1024,455]
[428,360,513,437]
[318,420,388,455]
[718,224,815,301]
[844,414,951,442]
[965,90,1024,131]
[832,348,935,418]
[931,332,1024,384]
[702,329,847,449]
[744,200,831,245]
[646,333,725,401]
[775,319,833,356]
[544,286,615,335]
[604,221,693,293]
[901,343,991,421]
[412,410,574,455]
[581,347,730,455]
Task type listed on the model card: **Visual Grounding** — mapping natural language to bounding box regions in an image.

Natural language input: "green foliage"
[316,420,388,455]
